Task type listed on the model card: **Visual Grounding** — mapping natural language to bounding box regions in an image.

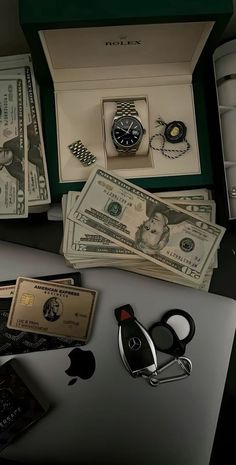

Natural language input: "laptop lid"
[0,268,235,465]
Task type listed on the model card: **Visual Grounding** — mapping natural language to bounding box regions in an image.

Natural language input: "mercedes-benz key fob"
[115,305,157,378]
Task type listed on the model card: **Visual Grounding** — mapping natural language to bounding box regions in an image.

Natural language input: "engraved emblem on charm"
[165,121,187,143]
[150,118,190,158]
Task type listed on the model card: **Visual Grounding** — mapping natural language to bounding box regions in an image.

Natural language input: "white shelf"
[214,42,236,221]
[219,105,236,115]
[224,161,236,168]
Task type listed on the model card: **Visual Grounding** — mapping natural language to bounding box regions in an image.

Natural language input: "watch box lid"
[38,22,213,87]
[19,0,233,84]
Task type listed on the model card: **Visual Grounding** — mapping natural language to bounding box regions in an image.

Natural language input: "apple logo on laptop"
[65,348,96,386]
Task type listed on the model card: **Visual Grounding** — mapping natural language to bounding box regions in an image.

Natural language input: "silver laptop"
[0,265,236,465]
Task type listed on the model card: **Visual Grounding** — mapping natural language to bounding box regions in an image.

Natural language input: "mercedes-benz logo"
[128,337,142,351]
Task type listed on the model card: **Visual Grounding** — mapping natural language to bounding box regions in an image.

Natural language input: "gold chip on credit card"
[7,277,98,342]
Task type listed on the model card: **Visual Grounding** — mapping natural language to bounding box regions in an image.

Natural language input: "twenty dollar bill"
[69,168,225,284]
[0,76,28,218]
[0,54,51,206]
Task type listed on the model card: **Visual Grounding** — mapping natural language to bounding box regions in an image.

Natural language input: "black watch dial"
[112,116,143,149]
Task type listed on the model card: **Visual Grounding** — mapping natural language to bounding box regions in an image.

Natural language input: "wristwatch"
[111,100,145,154]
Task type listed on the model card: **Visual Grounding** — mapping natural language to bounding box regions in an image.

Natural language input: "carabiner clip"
[148,356,192,387]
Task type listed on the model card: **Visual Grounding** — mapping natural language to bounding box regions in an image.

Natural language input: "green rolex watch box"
[19,0,232,201]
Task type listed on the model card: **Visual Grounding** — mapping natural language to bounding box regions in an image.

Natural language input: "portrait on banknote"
[27,126,43,172]
[135,202,187,256]
[0,137,25,187]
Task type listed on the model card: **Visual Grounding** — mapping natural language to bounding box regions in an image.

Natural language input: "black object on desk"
[0,214,63,254]
[0,359,49,452]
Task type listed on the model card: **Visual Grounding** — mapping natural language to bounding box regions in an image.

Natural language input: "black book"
[0,359,49,452]
[0,271,81,290]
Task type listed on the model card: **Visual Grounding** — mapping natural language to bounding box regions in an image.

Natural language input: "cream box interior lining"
[39,21,213,183]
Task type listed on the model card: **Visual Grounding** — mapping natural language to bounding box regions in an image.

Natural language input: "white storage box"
[214,39,236,220]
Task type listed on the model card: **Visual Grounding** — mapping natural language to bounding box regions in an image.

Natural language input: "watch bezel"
[111,116,144,151]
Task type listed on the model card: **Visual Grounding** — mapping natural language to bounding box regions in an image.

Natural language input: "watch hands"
[119,127,132,135]
[124,122,133,134]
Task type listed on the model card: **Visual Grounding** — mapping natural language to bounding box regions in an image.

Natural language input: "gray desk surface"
[0,219,235,465]
[1,267,235,465]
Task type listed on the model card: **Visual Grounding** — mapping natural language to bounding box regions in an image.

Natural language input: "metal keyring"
[147,357,192,387]
[161,309,195,345]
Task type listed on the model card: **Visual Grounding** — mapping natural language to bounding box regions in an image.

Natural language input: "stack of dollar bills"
[0,54,50,218]
[62,167,225,291]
